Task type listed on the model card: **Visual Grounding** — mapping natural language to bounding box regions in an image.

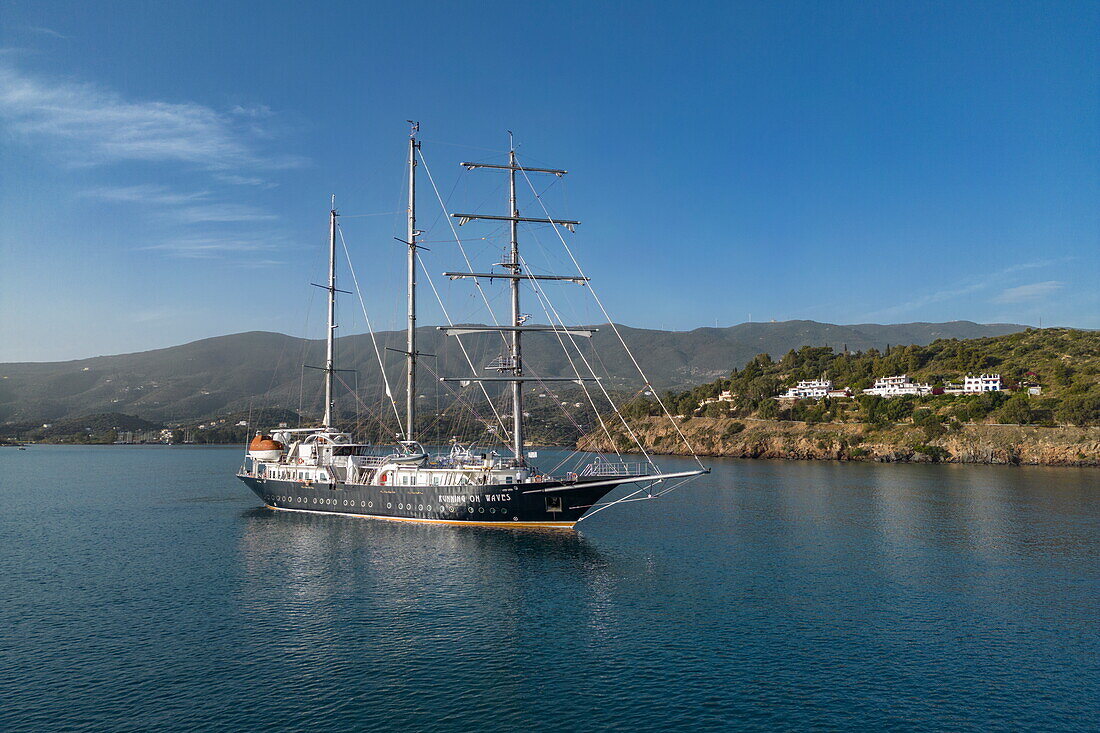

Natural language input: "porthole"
[490,508,496,514]
[478,507,485,513]
[368,501,373,508]
[418,504,424,511]
[360,501,366,507]
[426,505,431,512]
[343,500,348,506]
[386,503,392,509]
[313,498,317,504]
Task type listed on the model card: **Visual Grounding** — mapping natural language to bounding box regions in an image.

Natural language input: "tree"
[859,395,887,425]
[996,394,1033,425]
[1056,393,1100,426]
[912,408,946,439]
[884,396,916,422]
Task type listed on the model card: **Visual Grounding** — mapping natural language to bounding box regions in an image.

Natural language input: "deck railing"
[580,461,648,477]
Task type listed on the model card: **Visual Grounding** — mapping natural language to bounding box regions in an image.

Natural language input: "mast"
[323,197,337,429]
[446,139,591,465]
[405,122,420,442]
[507,147,524,463]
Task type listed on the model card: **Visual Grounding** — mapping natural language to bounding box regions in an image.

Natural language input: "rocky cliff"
[579,417,1100,467]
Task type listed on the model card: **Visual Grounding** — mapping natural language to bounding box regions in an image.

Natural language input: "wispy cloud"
[235,259,287,268]
[26,26,68,40]
[2,61,300,264]
[863,258,1073,320]
[214,173,275,187]
[82,184,210,205]
[866,281,988,320]
[0,62,302,170]
[993,280,1064,304]
[142,235,283,259]
[229,104,273,119]
[171,204,278,223]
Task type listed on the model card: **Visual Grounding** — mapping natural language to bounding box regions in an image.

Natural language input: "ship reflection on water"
[233,506,629,658]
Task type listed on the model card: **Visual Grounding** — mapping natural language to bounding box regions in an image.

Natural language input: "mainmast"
[445,137,596,464]
[507,147,524,462]
[405,122,420,442]
[322,197,338,429]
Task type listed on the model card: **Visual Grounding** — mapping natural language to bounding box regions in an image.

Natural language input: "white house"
[862,375,933,398]
[780,379,833,399]
[698,389,736,408]
[965,374,1002,392]
[944,373,1002,394]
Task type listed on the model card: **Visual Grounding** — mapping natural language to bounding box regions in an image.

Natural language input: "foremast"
[322,197,338,428]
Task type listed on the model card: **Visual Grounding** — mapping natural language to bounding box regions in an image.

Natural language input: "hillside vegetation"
[621,328,1100,429]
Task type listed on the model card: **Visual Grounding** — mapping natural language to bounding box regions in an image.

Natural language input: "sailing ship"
[237,126,707,527]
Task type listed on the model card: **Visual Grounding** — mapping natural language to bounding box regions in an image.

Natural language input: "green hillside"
[625,328,1100,428]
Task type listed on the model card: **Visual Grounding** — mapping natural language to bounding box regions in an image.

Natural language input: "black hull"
[237,475,622,527]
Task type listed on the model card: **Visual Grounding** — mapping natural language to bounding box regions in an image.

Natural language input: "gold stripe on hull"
[265,504,576,529]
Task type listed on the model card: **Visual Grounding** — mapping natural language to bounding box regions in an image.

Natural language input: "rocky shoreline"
[578,417,1100,467]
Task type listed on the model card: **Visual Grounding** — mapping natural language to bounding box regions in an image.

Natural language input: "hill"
[0,320,1024,427]
[621,328,1100,428]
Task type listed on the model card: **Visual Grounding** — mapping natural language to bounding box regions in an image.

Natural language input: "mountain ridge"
[0,320,1027,424]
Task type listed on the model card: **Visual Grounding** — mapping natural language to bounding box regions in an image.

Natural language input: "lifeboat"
[248,433,285,461]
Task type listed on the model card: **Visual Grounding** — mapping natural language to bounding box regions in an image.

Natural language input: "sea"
[1,445,1097,731]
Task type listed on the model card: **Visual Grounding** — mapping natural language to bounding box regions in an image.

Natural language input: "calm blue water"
[0,446,1097,731]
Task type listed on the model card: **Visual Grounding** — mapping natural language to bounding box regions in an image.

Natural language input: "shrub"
[913,443,949,461]
[722,421,746,438]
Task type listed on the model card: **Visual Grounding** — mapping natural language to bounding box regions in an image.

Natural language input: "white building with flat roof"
[780,379,833,399]
[862,375,933,398]
[945,373,1002,394]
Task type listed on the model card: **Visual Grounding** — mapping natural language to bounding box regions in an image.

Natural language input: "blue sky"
[1,1,1097,362]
